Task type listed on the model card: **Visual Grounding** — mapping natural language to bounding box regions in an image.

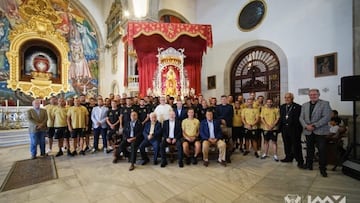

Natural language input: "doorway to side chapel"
[231,46,280,105]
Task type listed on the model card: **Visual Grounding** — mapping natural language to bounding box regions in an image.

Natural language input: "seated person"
[139,112,162,165]
[160,110,184,168]
[113,111,143,171]
[182,108,201,165]
[200,109,227,167]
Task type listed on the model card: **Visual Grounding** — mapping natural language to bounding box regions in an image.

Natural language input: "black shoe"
[106,149,114,154]
[67,150,74,156]
[84,146,90,151]
[280,158,293,163]
[254,152,259,158]
[243,151,249,156]
[239,148,244,153]
[192,157,198,165]
[179,161,184,168]
[186,157,191,165]
[297,162,304,169]
[141,159,149,165]
[320,170,328,177]
[79,150,86,155]
[153,160,158,165]
[55,151,63,157]
[160,162,167,167]
[112,158,118,164]
[301,164,313,170]
[71,151,78,156]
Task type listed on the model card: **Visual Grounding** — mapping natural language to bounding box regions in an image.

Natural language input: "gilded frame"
[314,52,337,77]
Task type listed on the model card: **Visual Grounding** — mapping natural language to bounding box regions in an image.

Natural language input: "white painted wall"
[195,0,353,115]
[159,0,196,22]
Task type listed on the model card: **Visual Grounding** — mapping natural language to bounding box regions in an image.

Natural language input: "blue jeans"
[29,131,46,157]
[93,127,107,150]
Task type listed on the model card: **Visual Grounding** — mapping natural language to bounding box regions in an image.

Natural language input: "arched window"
[231,46,280,103]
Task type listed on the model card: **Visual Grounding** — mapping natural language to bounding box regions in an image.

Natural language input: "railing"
[0,107,32,129]
[128,75,139,89]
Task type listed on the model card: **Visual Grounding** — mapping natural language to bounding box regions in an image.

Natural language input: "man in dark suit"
[200,109,227,167]
[299,89,332,177]
[139,112,162,165]
[279,92,304,167]
[27,99,48,159]
[160,110,184,168]
[113,111,143,171]
[174,100,187,121]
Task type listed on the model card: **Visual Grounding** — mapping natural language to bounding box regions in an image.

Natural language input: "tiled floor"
[0,140,359,203]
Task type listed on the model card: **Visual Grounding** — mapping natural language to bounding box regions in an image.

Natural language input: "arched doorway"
[231,46,280,105]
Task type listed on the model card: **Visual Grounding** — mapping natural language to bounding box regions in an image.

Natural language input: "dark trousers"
[160,139,183,164]
[117,138,142,164]
[93,127,107,150]
[305,133,327,170]
[139,139,160,161]
[281,126,304,164]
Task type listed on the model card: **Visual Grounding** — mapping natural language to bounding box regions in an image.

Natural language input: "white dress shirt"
[91,106,109,128]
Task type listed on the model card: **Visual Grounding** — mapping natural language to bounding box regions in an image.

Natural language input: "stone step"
[0,129,30,147]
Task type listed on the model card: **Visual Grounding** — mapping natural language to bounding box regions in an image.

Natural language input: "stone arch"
[158,9,190,23]
[224,40,288,103]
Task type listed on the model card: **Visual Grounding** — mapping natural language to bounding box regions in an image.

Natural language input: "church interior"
[1,0,360,202]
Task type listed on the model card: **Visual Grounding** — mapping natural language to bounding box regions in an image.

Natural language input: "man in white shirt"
[154,96,172,123]
[91,98,109,153]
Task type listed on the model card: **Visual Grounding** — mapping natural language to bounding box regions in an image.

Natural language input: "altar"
[124,22,213,97]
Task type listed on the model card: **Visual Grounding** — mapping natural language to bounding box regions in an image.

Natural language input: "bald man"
[279,93,304,168]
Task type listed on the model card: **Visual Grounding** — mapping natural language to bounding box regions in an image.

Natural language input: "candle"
[5,99,8,112]
[16,100,19,112]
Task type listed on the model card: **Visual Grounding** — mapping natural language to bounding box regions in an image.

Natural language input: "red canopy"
[125,21,213,97]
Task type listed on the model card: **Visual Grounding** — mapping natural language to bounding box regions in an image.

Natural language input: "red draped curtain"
[125,22,212,97]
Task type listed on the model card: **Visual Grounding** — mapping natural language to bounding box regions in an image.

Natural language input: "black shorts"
[232,127,244,139]
[183,138,200,146]
[107,129,119,140]
[47,127,55,138]
[263,130,278,142]
[71,128,85,138]
[54,127,70,139]
[244,129,260,140]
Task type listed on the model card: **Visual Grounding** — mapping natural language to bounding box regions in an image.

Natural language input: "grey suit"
[299,99,331,136]
[299,99,332,170]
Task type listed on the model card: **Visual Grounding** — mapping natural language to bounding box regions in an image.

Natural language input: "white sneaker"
[273,155,279,162]
[91,148,96,154]
[46,149,51,154]
[261,154,267,159]
[108,146,113,150]
[103,148,107,153]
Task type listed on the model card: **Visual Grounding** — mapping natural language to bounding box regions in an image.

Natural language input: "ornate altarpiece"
[6,0,70,99]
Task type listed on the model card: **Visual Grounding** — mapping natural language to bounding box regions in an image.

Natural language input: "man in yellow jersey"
[45,96,57,154]
[241,98,260,157]
[182,108,201,165]
[53,98,71,157]
[67,97,89,156]
[260,98,280,161]
[232,100,244,152]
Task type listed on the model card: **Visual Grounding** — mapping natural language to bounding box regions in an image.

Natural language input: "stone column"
[351,0,360,159]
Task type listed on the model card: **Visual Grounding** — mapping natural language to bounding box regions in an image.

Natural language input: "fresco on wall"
[0,0,99,106]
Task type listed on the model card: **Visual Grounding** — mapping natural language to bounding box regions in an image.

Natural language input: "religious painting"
[315,52,337,77]
[208,75,216,90]
[162,66,180,97]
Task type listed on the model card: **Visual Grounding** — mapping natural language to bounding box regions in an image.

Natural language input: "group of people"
[27,88,337,176]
